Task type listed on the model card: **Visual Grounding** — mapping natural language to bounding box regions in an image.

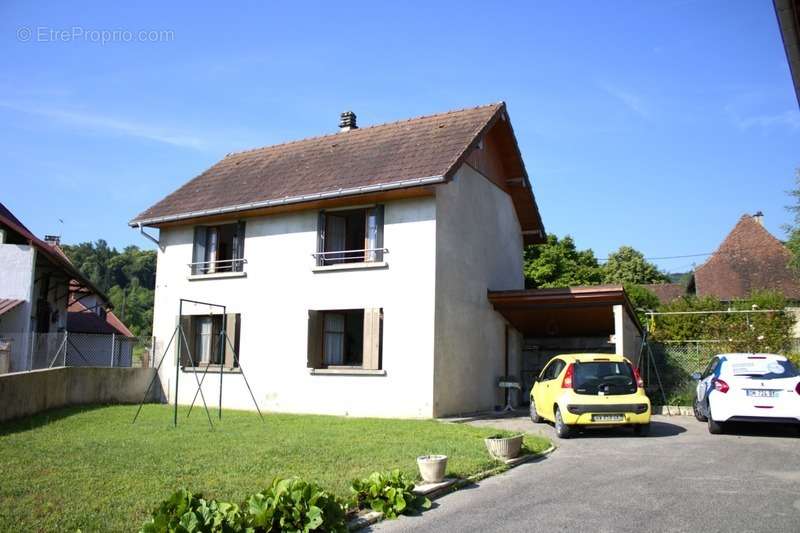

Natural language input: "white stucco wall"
[613,304,642,365]
[0,244,35,371]
[432,164,525,416]
[151,197,437,418]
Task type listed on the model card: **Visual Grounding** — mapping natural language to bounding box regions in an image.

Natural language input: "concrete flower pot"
[416,454,448,483]
[484,434,523,460]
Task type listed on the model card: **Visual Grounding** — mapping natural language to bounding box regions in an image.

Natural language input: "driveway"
[370,415,800,533]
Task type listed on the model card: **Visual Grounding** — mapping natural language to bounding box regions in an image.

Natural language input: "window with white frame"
[179,313,241,368]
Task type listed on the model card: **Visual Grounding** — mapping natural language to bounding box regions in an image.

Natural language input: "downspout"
[138,223,161,249]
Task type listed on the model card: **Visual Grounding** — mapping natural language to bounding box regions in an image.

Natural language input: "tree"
[624,284,661,325]
[523,234,603,288]
[602,246,670,285]
[784,169,800,272]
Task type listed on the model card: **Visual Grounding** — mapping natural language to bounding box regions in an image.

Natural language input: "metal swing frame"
[132,298,263,428]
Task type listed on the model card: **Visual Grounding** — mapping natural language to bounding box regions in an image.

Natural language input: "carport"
[488,285,643,405]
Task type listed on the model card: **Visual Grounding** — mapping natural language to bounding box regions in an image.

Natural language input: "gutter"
[129,175,446,227]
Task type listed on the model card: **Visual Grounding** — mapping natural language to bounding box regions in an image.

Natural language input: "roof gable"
[693,215,800,300]
[130,103,545,242]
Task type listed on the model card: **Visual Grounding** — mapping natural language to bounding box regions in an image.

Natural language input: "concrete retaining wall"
[0,367,162,423]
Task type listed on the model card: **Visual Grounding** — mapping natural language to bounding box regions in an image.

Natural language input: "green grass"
[0,405,550,532]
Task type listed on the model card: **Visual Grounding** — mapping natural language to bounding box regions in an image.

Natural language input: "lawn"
[0,405,550,532]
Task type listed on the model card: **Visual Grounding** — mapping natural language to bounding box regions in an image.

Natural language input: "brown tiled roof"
[0,298,24,317]
[130,103,542,231]
[67,300,134,336]
[693,215,800,300]
[643,283,686,304]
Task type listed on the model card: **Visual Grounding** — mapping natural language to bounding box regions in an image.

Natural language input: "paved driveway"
[370,415,800,533]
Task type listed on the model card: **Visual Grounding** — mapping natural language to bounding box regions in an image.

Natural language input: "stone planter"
[416,454,448,483]
[484,434,523,460]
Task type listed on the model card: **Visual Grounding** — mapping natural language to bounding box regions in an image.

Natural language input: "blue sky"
[1,0,797,273]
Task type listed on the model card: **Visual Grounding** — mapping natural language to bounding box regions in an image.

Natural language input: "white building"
[132,103,641,418]
[0,205,131,372]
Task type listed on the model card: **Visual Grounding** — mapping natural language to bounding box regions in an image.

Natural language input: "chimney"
[752,211,764,226]
[339,111,357,132]
[44,235,61,246]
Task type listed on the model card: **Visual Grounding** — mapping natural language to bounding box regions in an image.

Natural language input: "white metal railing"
[312,248,389,266]
[188,258,247,275]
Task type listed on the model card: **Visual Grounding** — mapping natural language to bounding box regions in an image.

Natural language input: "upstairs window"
[192,222,246,275]
[315,206,384,266]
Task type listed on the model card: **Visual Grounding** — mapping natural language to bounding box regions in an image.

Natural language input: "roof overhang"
[775,0,800,106]
[488,286,643,337]
[0,298,24,317]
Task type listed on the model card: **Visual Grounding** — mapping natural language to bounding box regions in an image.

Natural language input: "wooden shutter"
[223,313,239,368]
[316,211,326,266]
[192,226,207,275]
[307,310,323,368]
[233,221,246,272]
[178,315,194,366]
[375,205,384,262]
[362,308,382,370]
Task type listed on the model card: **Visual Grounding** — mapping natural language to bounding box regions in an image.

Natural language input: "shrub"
[350,470,430,519]
[141,479,348,533]
[140,489,245,533]
[244,478,348,533]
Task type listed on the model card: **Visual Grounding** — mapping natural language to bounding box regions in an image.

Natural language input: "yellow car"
[530,353,651,438]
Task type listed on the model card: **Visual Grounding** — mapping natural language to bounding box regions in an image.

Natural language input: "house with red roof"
[0,203,134,372]
[645,212,800,305]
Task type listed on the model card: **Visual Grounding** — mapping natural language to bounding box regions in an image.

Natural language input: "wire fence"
[643,339,800,404]
[0,332,155,372]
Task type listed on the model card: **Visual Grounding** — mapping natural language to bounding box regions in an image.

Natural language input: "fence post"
[110,333,116,367]
[63,331,68,367]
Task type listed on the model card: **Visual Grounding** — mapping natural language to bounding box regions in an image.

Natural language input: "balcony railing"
[311,248,389,266]
[188,258,247,275]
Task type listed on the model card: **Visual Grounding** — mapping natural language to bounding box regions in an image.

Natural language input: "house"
[646,213,800,305]
[0,203,129,371]
[131,103,642,418]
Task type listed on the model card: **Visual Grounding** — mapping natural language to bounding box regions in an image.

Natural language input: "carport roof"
[488,286,643,337]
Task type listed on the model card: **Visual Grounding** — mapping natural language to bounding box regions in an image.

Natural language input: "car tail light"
[795,382,800,395]
[632,366,644,389]
[561,364,574,389]
[713,378,729,393]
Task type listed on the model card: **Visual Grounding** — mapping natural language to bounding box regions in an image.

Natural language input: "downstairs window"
[179,313,241,368]
[307,308,383,370]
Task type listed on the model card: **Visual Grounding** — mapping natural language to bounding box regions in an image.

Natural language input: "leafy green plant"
[244,477,348,533]
[141,479,348,533]
[140,488,245,533]
[350,470,431,519]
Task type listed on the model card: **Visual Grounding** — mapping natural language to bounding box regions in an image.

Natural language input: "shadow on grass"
[0,403,136,436]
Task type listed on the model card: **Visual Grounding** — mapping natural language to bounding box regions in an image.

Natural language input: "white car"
[692,353,800,434]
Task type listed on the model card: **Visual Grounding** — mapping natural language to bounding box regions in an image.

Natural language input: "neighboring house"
[0,203,128,371]
[646,213,800,306]
[132,102,641,418]
[66,289,136,367]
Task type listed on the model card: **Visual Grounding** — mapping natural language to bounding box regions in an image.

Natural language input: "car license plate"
[591,414,624,422]
[746,389,779,398]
